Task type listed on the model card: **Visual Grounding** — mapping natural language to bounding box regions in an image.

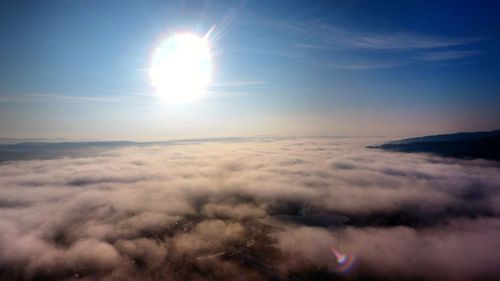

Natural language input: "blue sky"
[0,0,499,140]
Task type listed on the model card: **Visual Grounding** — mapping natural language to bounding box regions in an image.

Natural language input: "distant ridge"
[0,137,276,163]
[390,130,500,144]
[372,130,500,161]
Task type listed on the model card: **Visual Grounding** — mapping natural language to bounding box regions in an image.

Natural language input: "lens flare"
[332,247,356,273]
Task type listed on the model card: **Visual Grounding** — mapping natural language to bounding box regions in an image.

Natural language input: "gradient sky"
[1,0,499,140]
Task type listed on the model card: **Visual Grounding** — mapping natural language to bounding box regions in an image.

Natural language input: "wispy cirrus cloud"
[0,93,147,103]
[419,50,481,61]
[324,32,480,50]
[323,60,409,70]
[210,79,266,88]
[318,50,482,70]
[320,49,482,70]
[254,20,481,51]
[246,20,482,70]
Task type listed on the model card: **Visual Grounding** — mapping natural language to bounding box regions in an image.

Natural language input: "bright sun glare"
[150,33,212,102]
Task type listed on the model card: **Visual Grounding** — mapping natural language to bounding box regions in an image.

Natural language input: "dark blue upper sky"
[1,0,499,139]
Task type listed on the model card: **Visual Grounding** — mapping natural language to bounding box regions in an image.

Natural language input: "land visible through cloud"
[0,137,499,281]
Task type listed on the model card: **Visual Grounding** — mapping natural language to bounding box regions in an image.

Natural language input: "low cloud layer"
[0,138,499,281]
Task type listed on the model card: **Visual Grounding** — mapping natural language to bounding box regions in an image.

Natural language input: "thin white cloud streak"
[210,80,266,87]
[323,60,409,70]
[0,93,148,104]
[308,25,482,69]
[244,20,482,70]
[318,50,481,70]
[420,50,481,61]
[330,32,480,50]
[303,23,481,50]
[252,20,480,50]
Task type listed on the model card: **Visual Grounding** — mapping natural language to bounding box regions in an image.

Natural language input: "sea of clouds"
[0,137,499,281]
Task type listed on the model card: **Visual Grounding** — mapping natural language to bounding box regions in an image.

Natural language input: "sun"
[150,33,212,102]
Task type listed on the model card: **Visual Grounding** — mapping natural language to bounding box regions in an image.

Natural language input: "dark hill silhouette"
[372,130,500,161]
